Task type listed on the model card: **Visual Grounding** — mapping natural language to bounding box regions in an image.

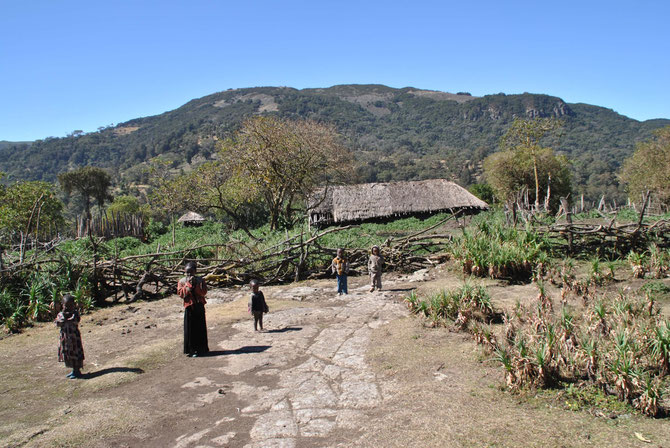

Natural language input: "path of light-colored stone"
[172,279,410,448]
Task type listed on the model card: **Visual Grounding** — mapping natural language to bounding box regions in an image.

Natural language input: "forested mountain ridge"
[2,84,668,202]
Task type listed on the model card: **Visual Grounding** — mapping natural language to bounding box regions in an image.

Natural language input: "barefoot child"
[55,294,84,379]
[248,279,268,331]
[368,245,384,292]
[331,248,349,295]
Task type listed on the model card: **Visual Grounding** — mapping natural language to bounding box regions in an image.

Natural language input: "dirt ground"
[1,266,669,448]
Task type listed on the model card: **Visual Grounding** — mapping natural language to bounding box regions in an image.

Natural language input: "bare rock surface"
[168,278,407,448]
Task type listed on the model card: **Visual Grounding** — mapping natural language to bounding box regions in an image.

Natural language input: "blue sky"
[1,0,668,141]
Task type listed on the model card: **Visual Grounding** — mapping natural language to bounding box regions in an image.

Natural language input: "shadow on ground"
[82,367,145,379]
[383,288,415,293]
[205,346,272,357]
[265,327,302,333]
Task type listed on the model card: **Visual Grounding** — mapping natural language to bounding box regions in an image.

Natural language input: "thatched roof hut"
[177,211,206,226]
[309,179,488,226]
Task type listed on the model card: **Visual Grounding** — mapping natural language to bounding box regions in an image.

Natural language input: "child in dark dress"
[55,294,85,379]
[177,261,209,357]
[248,279,268,331]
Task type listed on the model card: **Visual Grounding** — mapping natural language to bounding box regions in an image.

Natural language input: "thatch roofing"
[309,179,488,225]
[177,211,206,223]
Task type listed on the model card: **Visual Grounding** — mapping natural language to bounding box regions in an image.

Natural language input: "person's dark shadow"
[82,367,144,379]
[204,345,272,357]
[384,287,415,293]
[265,327,301,334]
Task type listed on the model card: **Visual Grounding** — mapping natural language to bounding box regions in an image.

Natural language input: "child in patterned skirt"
[55,294,85,379]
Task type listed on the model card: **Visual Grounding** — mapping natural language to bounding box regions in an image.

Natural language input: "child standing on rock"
[368,245,384,292]
[55,294,85,379]
[331,248,349,295]
[248,279,269,331]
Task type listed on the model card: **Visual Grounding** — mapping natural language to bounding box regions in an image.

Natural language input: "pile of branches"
[542,195,670,256]
[60,214,459,303]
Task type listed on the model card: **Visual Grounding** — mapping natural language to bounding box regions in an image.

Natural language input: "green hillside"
[1,84,667,202]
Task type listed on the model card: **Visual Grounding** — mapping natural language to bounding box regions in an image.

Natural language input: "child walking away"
[331,248,349,295]
[248,279,269,331]
[177,261,209,357]
[368,245,384,292]
[55,294,84,379]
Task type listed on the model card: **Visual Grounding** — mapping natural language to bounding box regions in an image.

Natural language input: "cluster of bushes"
[0,260,92,332]
[449,212,550,281]
[404,283,496,329]
[405,279,670,417]
[628,244,670,279]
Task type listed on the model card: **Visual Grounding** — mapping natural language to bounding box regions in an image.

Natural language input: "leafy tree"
[147,159,191,245]
[468,183,495,204]
[620,126,670,206]
[181,161,266,237]
[484,146,571,211]
[0,181,64,242]
[58,166,112,220]
[218,116,354,229]
[499,118,562,210]
[106,195,142,218]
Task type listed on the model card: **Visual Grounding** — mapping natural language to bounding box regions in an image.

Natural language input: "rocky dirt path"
[217,283,406,448]
[4,270,669,448]
[113,277,412,448]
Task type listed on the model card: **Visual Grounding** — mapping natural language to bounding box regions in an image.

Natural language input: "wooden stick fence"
[76,213,144,240]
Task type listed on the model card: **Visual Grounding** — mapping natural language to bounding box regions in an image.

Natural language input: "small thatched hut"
[309,179,488,227]
[177,211,206,227]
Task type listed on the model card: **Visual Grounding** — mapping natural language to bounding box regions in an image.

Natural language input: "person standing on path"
[248,279,269,331]
[55,294,85,378]
[177,261,209,357]
[331,248,349,295]
[368,245,384,292]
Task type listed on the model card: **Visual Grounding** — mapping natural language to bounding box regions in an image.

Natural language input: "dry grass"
[364,314,670,447]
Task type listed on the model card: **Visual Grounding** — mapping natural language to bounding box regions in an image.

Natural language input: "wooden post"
[560,197,573,254]
[637,191,651,229]
[171,213,176,247]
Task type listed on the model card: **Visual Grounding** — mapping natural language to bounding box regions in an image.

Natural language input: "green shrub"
[450,211,549,281]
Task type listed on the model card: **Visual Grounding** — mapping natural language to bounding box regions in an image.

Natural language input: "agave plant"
[560,258,576,288]
[535,279,553,312]
[481,325,498,351]
[533,343,557,388]
[612,294,634,325]
[649,320,670,375]
[416,299,430,318]
[634,374,661,417]
[4,302,27,333]
[609,353,637,401]
[645,292,655,317]
[454,308,471,331]
[404,291,420,312]
[589,257,604,285]
[590,300,609,336]
[559,307,577,352]
[580,335,599,380]
[648,244,669,279]
[24,272,55,321]
[627,251,647,279]
[493,345,518,389]
[503,312,517,344]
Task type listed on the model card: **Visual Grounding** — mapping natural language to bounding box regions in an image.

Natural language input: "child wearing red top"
[177,261,209,357]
